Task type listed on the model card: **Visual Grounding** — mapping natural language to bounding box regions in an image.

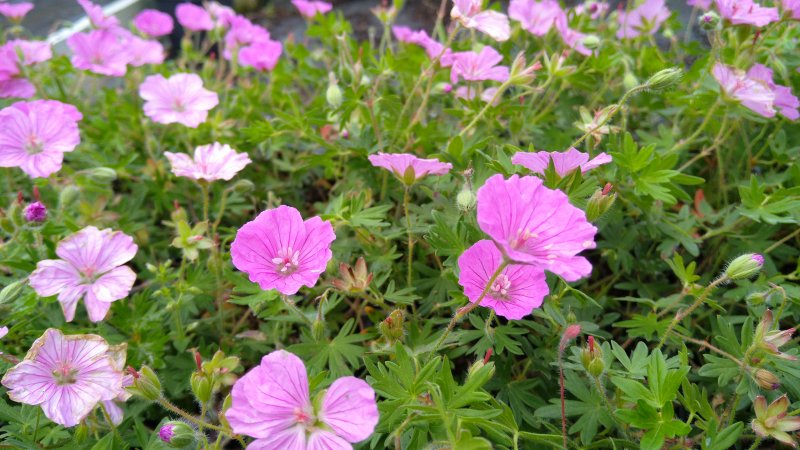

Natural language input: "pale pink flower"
[747,64,799,120]
[0,329,124,427]
[127,36,165,67]
[77,0,120,29]
[455,86,501,105]
[100,343,132,425]
[368,152,452,183]
[226,350,379,448]
[239,40,283,71]
[176,3,214,31]
[476,174,597,281]
[0,326,7,339]
[133,9,174,37]
[207,1,236,28]
[687,0,712,9]
[575,1,609,19]
[291,0,333,18]
[224,15,271,58]
[0,78,33,98]
[715,0,779,27]
[451,0,510,42]
[67,29,129,76]
[29,226,137,322]
[0,40,51,99]
[713,62,775,118]
[0,100,83,178]
[784,0,800,19]
[5,39,52,65]
[139,73,219,128]
[449,46,509,84]
[165,142,251,181]
[0,2,33,21]
[231,206,336,295]
[617,0,670,38]
[512,148,612,176]
[458,240,548,319]
[509,0,562,36]
[392,26,453,63]
[555,11,592,55]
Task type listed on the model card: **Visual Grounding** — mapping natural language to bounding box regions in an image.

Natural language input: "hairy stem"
[657,275,728,349]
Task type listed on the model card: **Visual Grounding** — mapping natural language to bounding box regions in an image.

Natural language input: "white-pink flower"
[617,0,671,39]
[165,142,251,181]
[712,62,775,118]
[139,73,219,128]
[451,0,510,41]
[0,326,7,339]
[455,86,501,105]
[67,29,129,76]
[747,64,799,121]
[29,226,138,323]
[0,2,33,21]
[127,36,165,67]
[509,0,562,36]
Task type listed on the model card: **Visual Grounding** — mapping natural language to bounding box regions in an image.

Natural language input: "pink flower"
[747,64,799,120]
[231,206,336,295]
[512,148,612,176]
[24,201,47,222]
[127,36,165,67]
[0,40,51,99]
[687,0,712,9]
[29,226,137,322]
[555,11,592,55]
[139,73,219,128]
[100,344,132,425]
[77,0,120,29]
[575,1,609,19]
[165,142,251,181]
[617,0,670,38]
[391,26,453,63]
[0,78,33,98]
[67,29,129,76]
[455,86,501,105]
[784,0,800,19]
[449,46,509,84]
[239,40,283,71]
[715,0,779,27]
[0,329,125,427]
[509,0,562,36]
[224,15,271,58]
[0,100,83,178]
[368,152,453,183]
[226,350,379,448]
[0,2,33,21]
[712,62,775,118]
[0,326,7,339]
[176,3,214,31]
[207,1,236,27]
[451,0,511,42]
[133,9,174,37]
[291,0,333,18]
[5,39,52,65]
[476,174,597,281]
[458,240,548,319]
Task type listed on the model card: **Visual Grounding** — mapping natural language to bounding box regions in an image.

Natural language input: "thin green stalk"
[458,79,512,137]
[211,188,231,234]
[569,85,646,149]
[657,275,728,349]
[156,397,245,447]
[670,101,721,154]
[591,375,629,439]
[32,409,40,444]
[747,437,762,450]
[282,295,315,328]
[199,182,210,224]
[403,186,414,288]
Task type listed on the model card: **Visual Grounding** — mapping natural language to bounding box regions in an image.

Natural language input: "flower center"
[490,274,511,300]
[173,98,186,112]
[510,228,536,250]
[52,363,78,385]
[80,266,100,284]
[25,134,45,155]
[271,247,300,275]
[293,406,315,427]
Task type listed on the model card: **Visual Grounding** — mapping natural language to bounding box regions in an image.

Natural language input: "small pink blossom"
[231,206,336,295]
[391,26,453,63]
[0,40,51,99]
[715,0,779,27]
[555,11,592,56]
[784,0,800,19]
[67,29,129,76]
[455,86,501,105]
[458,240,548,320]
[747,64,799,120]
[226,350,379,448]
[5,39,52,65]
[127,36,165,67]
[368,152,453,183]
[291,0,333,18]
[24,201,47,222]
[575,1,609,19]
[0,78,33,98]
[0,100,83,178]
[77,0,120,29]
[165,142,251,181]
[449,46,509,84]
[509,0,562,36]
[176,3,214,31]
[29,226,137,322]
[207,1,236,27]
[100,344,132,425]
[0,326,7,339]
[512,148,612,176]
[0,1,33,21]
[139,73,219,128]
[224,15,271,58]
[617,0,670,39]
[239,40,283,71]
[0,329,125,427]
[133,9,174,37]
[713,62,775,118]
[476,174,597,281]
[687,0,712,9]
[451,0,511,42]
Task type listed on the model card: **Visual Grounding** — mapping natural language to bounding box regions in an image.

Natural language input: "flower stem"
[281,295,315,328]
[657,275,728,350]
[569,86,646,149]
[199,182,210,225]
[458,80,512,137]
[156,397,244,446]
[403,186,414,288]
[747,437,762,450]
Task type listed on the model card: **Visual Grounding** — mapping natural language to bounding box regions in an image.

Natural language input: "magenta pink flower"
[713,62,775,118]
[509,0,562,36]
[455,86,501,105]
[0,40,50,99]
[133,9,174,37]
[368,152,453,184]
[207,1,236,27]
[67,29,129,76]
[512,148,612,176]
[0,1,33,21]
[0,78,33,98]
[231,206,335,295]
[476,174,597,281]
[617,0,670,38]
[165,142,251,181]
[29,226,137,322]
[224,15,271,59]
[715,0,779,27]
[239,40,283,71]
[176,3,214,31]
[458,240,548,319]
[139,73,219,128]
[747,64,799,121]
[5,39,52,65]
[1,329,125,427]
[687,0,712,9]
[291,0,333,18]
[555,11,592,56]
[24,201,47,222]
[449,46,509,84]
[784,0,800,19]
[451,0,511,42]
[77,0,120,29]
[127,36,165,67]
[226,350,379,448]
[0,100,83,178]
[391,26,452,62]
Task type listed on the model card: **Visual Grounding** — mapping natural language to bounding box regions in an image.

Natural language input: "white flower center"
[510,228,537,250]
[490,274,512,300]
[25,134,45,155]
[52,362,78,385]
[271,247,300,275]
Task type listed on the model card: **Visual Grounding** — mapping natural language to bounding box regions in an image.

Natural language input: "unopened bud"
[753,368,781,390]
[509,53,542,85]
[85,167,118,183]
[312,319,325,341]
[159,421,196,448]
[24,201,47,223]
[130,365,162,401]
[725,253,764,280]
[699,11,720,31]
[434,82,453,94]
[0,280,26,304]
[623,72,638,91]
[59,185,80,208]
[326,73,343,108]
[581,336,605,377]
[582,34,601,50]
[190,372,212,404]
[586,188,616,221]
[233,179,255,193]
[456,188,477,212]
[645,67,683,91]
[378,309,405,343]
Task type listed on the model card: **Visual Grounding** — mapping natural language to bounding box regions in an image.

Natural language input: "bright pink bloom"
[0,326,7,339]
[24,201,47,222]
[5,39,52,65]
[617,0,670,38]
[231,206,335,295]
[67,29,129,76]
[291,0,333,18]
[391,26,453,63]
[29,226,137,322]
[226,350,379,448]
[449,46,509,84]
[575,1,609,19]
[224,15,271,58]
[133,9,174,37]
[715,0,779,27]
[368,152,452,182]
[451,0,510,41]
[207,1,236,27]
[127,36,165,67]
[509,0,562,36]
[165,142,251,181]
[239,40,283,71]
[458,240,548,320]
[0,329,124,427]
[476,174,597,281]
[784,0,800,19]
[455,86,501,105]
[0,100,83,178]
[0,78,33,98]
[747,64,799,120]
[77,0,120,29]
[555,11,592,55]
[176,3,214,31]
[139,73,219,128]
[687,0,712,9]
[0,2,33,21]
[512,148,612,176]
[713,62,775,118]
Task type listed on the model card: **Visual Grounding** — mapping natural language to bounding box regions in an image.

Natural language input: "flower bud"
[509,52,542,85]
[312,319,325,341]
[456,188,477,212]
[378,309,405,343]
[23,201,47,223]
[699,11,720,31]
[190,372,212,404]
[0,279,26,305]
[645,67,683,91]
[623,72,638,91]
[326,73,343,108]
[85,167,118,183]
[753,368,781,390]
[130,365,162,401]
[585,186,616,221]
[434,82,453,94]
[725,253,764,280]
[581,336,605,377]
[581,35,601,50]
[159,421,196,448]
[232,179,255,193]
[59,185,80,208]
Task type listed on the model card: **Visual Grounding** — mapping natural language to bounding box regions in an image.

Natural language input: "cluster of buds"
[190,350,240,404]
[580,335,605,377]
[752,394,800,447]
[509,53,542,86]
[332,257,373,294]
